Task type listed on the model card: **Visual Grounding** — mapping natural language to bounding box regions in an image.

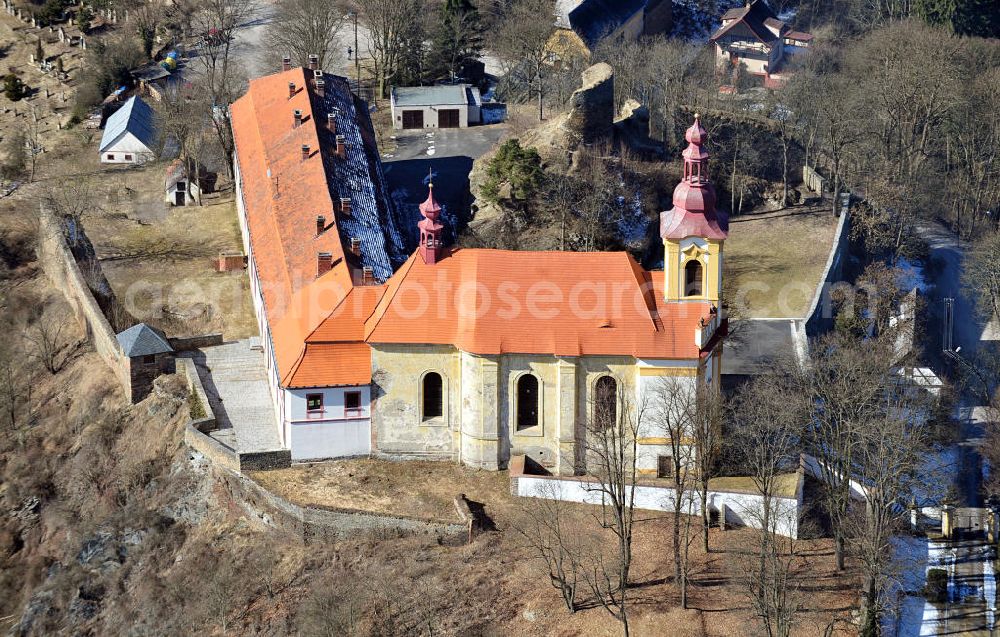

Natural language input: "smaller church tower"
[661,115,728,303]
[418,181,444,264]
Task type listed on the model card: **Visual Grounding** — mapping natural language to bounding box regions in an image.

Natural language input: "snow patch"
[896,258,932,294]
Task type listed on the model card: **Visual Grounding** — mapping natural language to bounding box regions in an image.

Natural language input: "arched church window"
[685,259,704,297]
[516,374,539,430]
[595,376,617,429]
[422,372,443,420]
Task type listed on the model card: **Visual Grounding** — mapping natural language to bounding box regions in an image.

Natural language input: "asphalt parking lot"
[382,125,507,241]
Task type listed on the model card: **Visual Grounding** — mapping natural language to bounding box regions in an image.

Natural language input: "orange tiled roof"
[281,286,386,388]
[285,342,373,387]
[234,68,715,388]
[232,68,402,388]
[365,249,713,359]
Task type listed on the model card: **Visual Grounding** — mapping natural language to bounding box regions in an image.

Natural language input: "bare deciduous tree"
[730,369,805,637]
[265,0,348,71]
[488,0,556,122]
[191,0,259,177]
[648,375,699,607]
[514,480,585,612]
[24,309,69,375]
[353,0,425,99]
[580,376,644,636]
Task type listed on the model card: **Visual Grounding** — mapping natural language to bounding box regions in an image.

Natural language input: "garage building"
[390,84,482,130]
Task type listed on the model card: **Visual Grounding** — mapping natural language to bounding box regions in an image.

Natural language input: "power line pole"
[353,11,359,87]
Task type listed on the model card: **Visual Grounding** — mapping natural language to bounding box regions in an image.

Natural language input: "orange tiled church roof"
[233,68,717,389]
[364,249,713,359]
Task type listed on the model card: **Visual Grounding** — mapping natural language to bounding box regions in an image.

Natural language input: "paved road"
[382,126,506,243]
[897,537,997,636]
[893,222,997,636]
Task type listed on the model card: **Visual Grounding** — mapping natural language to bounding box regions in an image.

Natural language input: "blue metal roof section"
[99,95,158,152]
[313,75,407,282]
[567,0,647,48]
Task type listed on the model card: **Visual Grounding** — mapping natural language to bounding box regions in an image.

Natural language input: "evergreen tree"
[3,74,28,102]
[482,139,544,203]
[914,0,1000,37]
[427,0,482,82]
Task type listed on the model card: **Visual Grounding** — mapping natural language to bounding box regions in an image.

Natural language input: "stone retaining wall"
[168,333,224,352]
[802,164,826,195]
[178,358,241,471]
[219,469,469,544]
[511,459,804,539]
[37,207,132,398]
[178,360,466,542]
[803,199,852,338]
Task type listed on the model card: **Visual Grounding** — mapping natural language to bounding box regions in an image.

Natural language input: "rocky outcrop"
[564,62,615,145]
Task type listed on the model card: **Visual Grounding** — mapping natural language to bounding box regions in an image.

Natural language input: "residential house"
[232,60,729,475]
[547,0,672,65]
[99,95,157,164]
[709,0,812,86]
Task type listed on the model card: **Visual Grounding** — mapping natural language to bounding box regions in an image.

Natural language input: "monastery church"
[231,63,728,476]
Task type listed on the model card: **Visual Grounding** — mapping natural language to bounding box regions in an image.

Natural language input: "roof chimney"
[307,54,319,70]
[317,252,333,276]
[288,81,296,98]
[301,144,310,160]
[340,197,352,215]
[313,69,323,80]
[293,109,302,127]
[326,112,336,133]
[361,266,374,286]
[316,215,326,234]
[350,237,361,255]
[282,56,291,72]
[335,134,346,158]
[315,78,325,97]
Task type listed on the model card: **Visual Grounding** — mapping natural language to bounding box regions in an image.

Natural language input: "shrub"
[75,6,92,32]
[3,74,27,102]
[925,568,948,603]
[188,392,206,420]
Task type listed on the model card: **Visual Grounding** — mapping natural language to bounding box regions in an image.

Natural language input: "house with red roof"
[709,0,812,86]
[231,59,728,474]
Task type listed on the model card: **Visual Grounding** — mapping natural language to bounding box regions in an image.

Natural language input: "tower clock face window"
[685,259,704,297]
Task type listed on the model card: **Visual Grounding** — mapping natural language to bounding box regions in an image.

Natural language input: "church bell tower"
[660,115,728,304]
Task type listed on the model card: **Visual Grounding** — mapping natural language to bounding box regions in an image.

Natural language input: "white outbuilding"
[390,84,481,130]
[99,95,157,164]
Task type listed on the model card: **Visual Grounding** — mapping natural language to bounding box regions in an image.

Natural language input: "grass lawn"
[250,459,513,523]
[723,203,840,318]
[83,163,256,340]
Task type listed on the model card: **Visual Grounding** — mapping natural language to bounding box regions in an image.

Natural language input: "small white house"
[99,95,157,164]
[164,159,201,206]
[390,84,481,130]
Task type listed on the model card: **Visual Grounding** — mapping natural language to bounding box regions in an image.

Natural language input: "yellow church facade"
[366,116,728,476]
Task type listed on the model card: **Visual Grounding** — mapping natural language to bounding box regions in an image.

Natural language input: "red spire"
[418,178,444,264]
[660,114,728,241]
